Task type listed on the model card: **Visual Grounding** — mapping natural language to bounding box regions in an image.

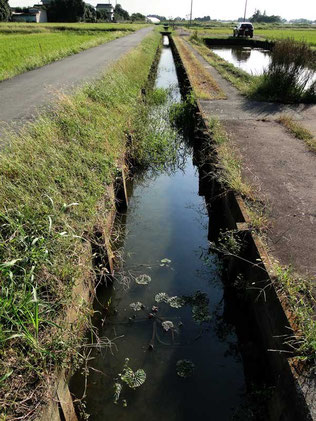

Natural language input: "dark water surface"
[70,37,247,421]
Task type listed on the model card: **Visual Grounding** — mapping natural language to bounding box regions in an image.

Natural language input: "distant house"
[96,3,114,21]
[11,6,47,23]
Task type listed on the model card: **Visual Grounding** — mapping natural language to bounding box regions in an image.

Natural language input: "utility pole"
[189,0,193,27]
[243,0,248,21]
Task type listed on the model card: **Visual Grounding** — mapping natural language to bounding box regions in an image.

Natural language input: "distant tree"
[96,9,111,21]
[84,3,96,22]
[47,0,85,22]
[0,0,11,21]
[131,12,145,22]
[194,15,211,22]
[114,4,129,21]
[250,9,282,23]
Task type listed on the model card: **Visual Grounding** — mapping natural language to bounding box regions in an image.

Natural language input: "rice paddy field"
[186,25,316,47]
[0,23,147,81]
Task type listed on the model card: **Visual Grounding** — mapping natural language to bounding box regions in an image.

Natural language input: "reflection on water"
[212,46,271,75]
[70,37,247,421]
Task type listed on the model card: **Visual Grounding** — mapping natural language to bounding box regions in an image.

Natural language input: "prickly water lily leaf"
[121,368,146,389]
[113,382,122,404]
[162,321,174,331]
[168,296,185,308]
[176,360,195,378]
[135,274,151,285]
[155,292,169,303]
[129,302,144,311]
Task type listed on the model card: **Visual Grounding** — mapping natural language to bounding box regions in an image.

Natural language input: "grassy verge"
[0,31,171,420]
[208,117,315,362]
[187,36,256,94]
[0,24,146,81]
[278,115,316,152]
[173,36,226,100]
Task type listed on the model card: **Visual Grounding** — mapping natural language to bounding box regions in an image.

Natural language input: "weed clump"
[252,39,316,103]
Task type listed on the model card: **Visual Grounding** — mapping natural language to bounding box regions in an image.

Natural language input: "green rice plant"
[0,27,140,81]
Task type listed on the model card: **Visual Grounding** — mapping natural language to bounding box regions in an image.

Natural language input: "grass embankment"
[0,31,172,420]
[187,36,255,94]
[0,23,147,81]
[208,117,315,362]
[173,36,226,100]
[278,115,316,152]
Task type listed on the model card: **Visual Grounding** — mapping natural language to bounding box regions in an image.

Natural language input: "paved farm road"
[0,27,152,129]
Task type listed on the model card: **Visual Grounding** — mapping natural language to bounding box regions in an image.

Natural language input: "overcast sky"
[9,0,316,21]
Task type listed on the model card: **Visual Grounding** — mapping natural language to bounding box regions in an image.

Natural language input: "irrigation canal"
[69,36,300,421]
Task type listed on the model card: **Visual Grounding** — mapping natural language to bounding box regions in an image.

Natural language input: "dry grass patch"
[173,36,226,100]
[278,115,316,152]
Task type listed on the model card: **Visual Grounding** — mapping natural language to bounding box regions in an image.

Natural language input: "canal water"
[211,45,316,88]
[70,37,249,420]
[211,46,271,75]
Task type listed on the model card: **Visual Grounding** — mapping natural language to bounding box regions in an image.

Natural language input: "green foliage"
[131,13,146,22]
[274,266,316,361]
[120,359,146,389]
[114,4,129,21]
[84,4,97,23]
[251,39,316,103]
[47,0,85,22]
[0,0,10,22]
[250,9,282,24]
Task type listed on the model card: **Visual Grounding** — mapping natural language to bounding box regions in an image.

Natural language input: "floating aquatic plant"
[160,258,172,267]
[120,358,146,389]
[162,321,174,331]
[183,291,211,324]
[113,358,147,406]
[155,292,169,303]
[113,383,122,405]
[176,360,195,378]
[168,296,185,308]
[135,274,151,285]
[129,302,144,311]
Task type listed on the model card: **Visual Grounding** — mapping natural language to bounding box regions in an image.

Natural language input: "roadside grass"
[0,31,166,419]
[278,115,316,152]
[187,36,256,94]
[273,265,316,362]
[208,117,315,362]
[0,24,146,81]
[208,118,254,200]
[174,36,226,100]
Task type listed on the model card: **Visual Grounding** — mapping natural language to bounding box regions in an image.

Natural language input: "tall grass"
[251,39,316,103]
[0,31,167,419]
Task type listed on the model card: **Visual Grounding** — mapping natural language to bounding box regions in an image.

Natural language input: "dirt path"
[185,39,316,280]
[0,27,152,134]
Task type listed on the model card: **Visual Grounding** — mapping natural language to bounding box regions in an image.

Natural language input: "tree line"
[0,0,146,23]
